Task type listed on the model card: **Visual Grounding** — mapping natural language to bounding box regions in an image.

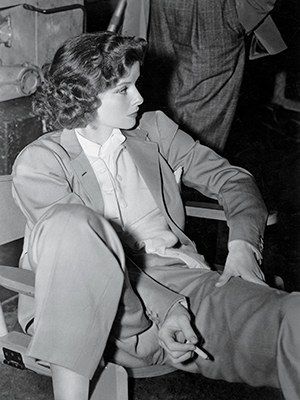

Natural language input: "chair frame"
[0,174,277,399]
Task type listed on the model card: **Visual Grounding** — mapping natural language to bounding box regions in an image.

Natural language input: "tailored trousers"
[143,0,245,152]
[25,204,300,399]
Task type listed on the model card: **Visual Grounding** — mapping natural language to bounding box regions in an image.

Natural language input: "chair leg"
[0,301,8,337]
[89,363,128,400]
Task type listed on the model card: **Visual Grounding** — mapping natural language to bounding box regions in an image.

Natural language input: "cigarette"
[194,345,209,360]
[186,340,209,360]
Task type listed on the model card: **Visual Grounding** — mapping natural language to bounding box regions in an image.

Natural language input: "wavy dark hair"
[34,32,147,129]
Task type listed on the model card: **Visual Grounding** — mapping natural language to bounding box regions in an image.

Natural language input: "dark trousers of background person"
[142,0,245,153]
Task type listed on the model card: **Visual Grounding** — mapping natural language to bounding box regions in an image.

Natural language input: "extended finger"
[242,273,268,286]
[215,271,234,287]
[159,338,193,360]
[165,350,194,364]
[254,267,266,281]
[178,316,198,344]
[159,336,195,353]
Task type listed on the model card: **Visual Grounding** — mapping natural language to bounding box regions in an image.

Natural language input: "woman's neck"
[76,124,114,145]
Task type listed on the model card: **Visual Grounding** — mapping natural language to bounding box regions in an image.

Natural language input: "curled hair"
[34,32,147,129]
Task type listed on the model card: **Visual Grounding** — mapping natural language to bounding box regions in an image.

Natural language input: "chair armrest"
[0,266,35,297]
[126,364,176,378]
[185,201,277,226]
[0,331,51,376]
[185,201,226,221]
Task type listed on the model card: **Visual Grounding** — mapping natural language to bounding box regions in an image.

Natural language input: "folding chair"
[0,174,277,399]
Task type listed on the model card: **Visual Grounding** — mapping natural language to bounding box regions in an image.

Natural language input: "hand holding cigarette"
[186,340,210,360]
[158,303,212,364]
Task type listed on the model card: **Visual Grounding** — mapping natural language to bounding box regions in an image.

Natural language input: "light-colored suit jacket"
[12,111,267,342]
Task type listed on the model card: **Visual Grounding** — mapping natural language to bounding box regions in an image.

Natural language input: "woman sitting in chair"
[12,32,299,400]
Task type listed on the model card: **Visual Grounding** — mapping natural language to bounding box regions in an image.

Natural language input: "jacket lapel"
[123,128,190,246]
[59,127,191,245]
[123,129,166,214]
[60,129,104,213]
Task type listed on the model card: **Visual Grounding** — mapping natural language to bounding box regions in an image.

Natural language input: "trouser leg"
[277,293,300,400]
[146,0,245,152]
[141,263,300,396]
[27,204,125,379]
[188,273,300,398]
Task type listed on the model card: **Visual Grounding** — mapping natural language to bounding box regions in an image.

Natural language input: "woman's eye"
[119,86,128,94]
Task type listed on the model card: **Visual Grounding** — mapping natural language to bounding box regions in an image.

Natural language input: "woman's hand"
[215,240,267,287]
[158,303,198,364]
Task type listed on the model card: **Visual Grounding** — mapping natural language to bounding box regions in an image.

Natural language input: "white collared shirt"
[75,129,209,269]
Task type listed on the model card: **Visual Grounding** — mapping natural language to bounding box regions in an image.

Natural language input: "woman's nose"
[132,87,144,106]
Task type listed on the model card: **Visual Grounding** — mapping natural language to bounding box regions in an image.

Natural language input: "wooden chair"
[0,174,277,399]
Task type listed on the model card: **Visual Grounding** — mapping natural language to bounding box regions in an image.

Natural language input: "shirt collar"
[75,128,126,159]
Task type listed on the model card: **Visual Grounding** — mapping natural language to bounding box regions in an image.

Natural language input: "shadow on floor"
[0,363,284,400]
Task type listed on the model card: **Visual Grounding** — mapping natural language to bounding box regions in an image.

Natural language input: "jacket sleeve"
[12,144,84,226]
[126,257,185,327]
[142,111,268,251]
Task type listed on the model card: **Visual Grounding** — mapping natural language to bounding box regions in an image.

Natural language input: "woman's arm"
[12,143,84,226]
[142,110,268,250]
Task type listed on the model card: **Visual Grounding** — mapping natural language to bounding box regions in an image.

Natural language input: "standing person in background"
[122,0,286,152]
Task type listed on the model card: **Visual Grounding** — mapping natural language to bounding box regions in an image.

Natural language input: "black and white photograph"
[0,1,299,399]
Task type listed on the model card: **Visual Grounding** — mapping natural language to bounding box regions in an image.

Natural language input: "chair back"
[0,175,26,246]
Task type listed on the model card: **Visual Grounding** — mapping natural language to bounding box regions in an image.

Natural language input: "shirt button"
[117,175,123,182]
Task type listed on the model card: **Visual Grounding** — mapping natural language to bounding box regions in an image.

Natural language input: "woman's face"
[95,62,143,133]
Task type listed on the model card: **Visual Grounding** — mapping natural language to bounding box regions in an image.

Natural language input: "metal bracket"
[2,347,25,370]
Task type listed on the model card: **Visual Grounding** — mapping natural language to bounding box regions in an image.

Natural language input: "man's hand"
[158,303,198,364]
[216,240,267,287]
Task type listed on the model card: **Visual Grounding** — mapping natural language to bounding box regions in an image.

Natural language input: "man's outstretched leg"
[277,293,300,399]
[143,263,300,399]
[187,273,300,400]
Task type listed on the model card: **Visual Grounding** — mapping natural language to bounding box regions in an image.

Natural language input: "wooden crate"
[0,96,43,174]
